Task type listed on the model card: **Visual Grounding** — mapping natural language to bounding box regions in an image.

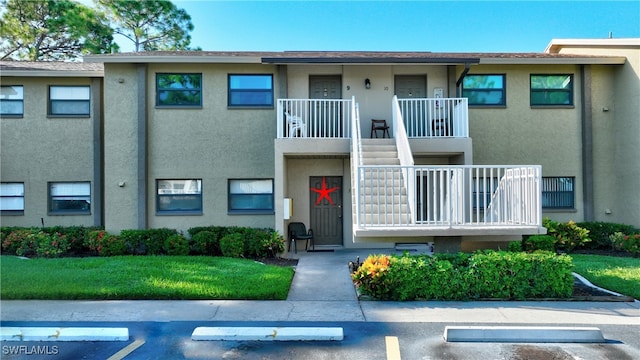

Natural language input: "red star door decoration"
[310,177,340,205]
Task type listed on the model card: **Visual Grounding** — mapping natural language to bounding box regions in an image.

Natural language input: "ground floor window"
[48,182,91,214]
[156,179,202,214]
[228,179,274,213]
[1,182,24,215]
[542,177,574,209]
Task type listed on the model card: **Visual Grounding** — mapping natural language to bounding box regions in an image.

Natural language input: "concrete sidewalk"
[1,250,639,325]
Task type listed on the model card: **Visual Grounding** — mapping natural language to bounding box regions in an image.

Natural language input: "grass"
[0,255,294,300]
[570,254,640,299]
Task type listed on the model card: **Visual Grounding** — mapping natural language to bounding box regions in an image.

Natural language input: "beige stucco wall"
[462,64,585,223]
[102,63,278,233]
[555,44,640,227]
[1,76,99,227]
[286,64,450,138]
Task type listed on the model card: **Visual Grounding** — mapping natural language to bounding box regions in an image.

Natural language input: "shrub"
[507,241,523,252]
[43,226,88,255]
[119,228,178,255]
[352,254,393,299]
[578,222,639,249]
[523,235,557,252]
[543,218,590,253]
[85,230,127,256]
[353,251,574,301]
[2,229,32,255]
[259,231,285,258]
[220,233,245,258]
[610,232,640,256]
[34,231,70,258]
[191,230,220,256]
[164,234,190,256]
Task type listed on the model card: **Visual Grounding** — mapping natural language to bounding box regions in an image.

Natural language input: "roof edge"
[545,38,640,53]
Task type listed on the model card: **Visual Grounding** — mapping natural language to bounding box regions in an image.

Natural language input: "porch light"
[364,78,371,89]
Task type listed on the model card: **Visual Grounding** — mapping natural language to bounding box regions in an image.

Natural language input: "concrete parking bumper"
[444,325,606,343]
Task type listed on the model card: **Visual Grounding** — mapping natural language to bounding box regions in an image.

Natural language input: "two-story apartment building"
[1,38,638,252]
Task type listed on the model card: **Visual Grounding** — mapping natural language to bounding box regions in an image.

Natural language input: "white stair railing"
[397,98,469,138]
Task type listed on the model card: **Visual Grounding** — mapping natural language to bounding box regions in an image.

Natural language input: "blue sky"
[167,1,640,53]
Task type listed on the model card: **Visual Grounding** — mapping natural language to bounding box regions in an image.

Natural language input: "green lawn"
[570,254,640,299]
[0,255,294,300]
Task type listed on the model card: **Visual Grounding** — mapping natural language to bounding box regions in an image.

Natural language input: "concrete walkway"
[1,249,639,325]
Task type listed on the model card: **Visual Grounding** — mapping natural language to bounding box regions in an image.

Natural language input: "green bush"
[164,234,190,255]
[543,218,590,253]
[353,251,574,301]
[1,229,32,255]
[34,231,70,258]
[578,222,639,249]
[610,232,640,256]
[523,235,557,252]
[190,230,220,256]
[85,230,127,256]
[220,233,245,258]
[507,241,523,252]
[119,228,178,255]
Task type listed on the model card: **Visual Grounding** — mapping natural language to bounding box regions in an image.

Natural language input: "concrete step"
[361,151,398,159]
[362,158,401,165]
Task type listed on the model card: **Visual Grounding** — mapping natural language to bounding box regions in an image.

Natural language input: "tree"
[0,0,115,61]
[96,0,197,52]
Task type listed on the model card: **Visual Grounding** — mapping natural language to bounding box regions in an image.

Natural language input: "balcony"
[397,97,469,138]
[353,165,544,237]
[277,99,353,139]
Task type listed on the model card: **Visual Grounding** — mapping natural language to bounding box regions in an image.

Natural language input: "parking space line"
[107,339,145,360]
[385,336,401,360]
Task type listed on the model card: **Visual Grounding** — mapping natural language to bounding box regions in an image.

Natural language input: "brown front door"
[309,176,343,246]
[309,76,343,137]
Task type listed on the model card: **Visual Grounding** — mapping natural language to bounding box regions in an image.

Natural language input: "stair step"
[363,213,413,224]
[361,151,398,158]
[362,158,401,165]
[363,203,409,212]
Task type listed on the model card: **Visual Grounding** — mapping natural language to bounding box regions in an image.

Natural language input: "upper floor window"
[462,75,505,106]
[156,73,202,107]
[228,74,273,107]
[49,182,91,214]
[49,86,90,116]
[542,176,575,209]
[228,179,274,213]
[530,74,573,106]
[0,182,25,215]
[156,179,202,214]
[0,85,24,117]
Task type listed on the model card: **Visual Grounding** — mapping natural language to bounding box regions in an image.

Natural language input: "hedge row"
[520,219,640,256]
[1,226,285,259]
[352,251,574,301]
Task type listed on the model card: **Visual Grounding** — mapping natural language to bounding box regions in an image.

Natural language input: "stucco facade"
[2,38,638,251]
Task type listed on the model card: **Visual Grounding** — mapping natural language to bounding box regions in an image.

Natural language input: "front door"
[395,75,427,136]
[309,76,343,137]
[309,176,343,246]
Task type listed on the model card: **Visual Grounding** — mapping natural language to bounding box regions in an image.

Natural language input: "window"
[530,74,573,106]
[156,73,202,107]
[472,177,499,210]
[49,86,90,116]
[542,177,574,209]
[1,182,25,215]
[49,182,90,214]
[462,75,505,106]
[228,74,273,107]
[228,179,274,213]
[1,85,24,117]
[156,179,202,214]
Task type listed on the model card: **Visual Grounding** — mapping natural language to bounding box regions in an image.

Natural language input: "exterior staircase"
[358,139,412,225]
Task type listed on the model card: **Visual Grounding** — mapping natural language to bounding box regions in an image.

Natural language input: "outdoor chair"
[288,222,314,253]
[370,119,390,138]
[285,112,307,138]
[431,118,450,136]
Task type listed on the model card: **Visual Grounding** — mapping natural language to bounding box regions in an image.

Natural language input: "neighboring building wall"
[552,42,640,227]
[0,76,101,228]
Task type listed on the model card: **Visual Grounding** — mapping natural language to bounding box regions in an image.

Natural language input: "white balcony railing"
[397,98,469,138]
[354,165,541,228]
[277,99,352,138]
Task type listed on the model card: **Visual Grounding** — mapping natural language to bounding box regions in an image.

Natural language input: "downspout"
[455,63,473,97]
[581,65,594,221]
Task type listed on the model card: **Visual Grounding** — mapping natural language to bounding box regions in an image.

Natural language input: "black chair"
[371,119,390,138]
[288,222,314,253]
